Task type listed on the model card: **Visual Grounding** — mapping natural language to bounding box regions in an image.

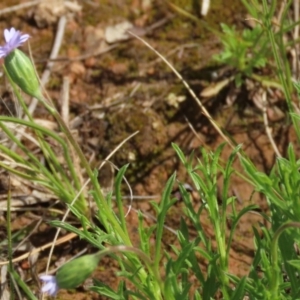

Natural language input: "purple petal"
[19,34,30,43]
[41,282,52,292]
[40,275,55,281]
[42,282,58,296]
[3,29,9,42]
[8,32,20,46]
[0,28,30,57]
[4,28,15,42]
[39,275,59,296]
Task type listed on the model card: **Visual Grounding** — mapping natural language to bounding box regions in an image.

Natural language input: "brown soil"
[0,1,292,299]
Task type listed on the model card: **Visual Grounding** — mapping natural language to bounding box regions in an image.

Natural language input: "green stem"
[214,223,229,299]
[7,179,14,300]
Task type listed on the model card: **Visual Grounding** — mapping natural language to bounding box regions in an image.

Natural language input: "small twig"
[13,218,44,254]
[293,0,300,77]
[0,0,43,15]
[129,31,237,151]
[28,15,67,116]
[0,230,80,266]
[60,76,70,124]
[201,0,210,16]
[184,115,206,145]
[262,91,282,157]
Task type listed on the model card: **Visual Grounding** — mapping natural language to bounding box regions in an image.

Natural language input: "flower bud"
[4,49,43,99]
[56,253,101,289]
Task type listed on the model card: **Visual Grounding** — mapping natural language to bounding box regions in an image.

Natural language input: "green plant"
[213,23,267,86]
[4,1,300,299]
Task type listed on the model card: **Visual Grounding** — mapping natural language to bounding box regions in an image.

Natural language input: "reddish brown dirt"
[0,0,291,299]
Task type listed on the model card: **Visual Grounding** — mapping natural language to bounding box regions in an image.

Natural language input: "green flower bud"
[4,49,43,99]
[56,253,101,289]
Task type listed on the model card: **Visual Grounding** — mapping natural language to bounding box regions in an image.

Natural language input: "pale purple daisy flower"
[39,275,59,296]
[0,27,30,58]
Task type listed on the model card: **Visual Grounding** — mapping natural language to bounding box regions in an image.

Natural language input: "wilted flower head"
[39,275,59,296]
[0,27,30,58]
